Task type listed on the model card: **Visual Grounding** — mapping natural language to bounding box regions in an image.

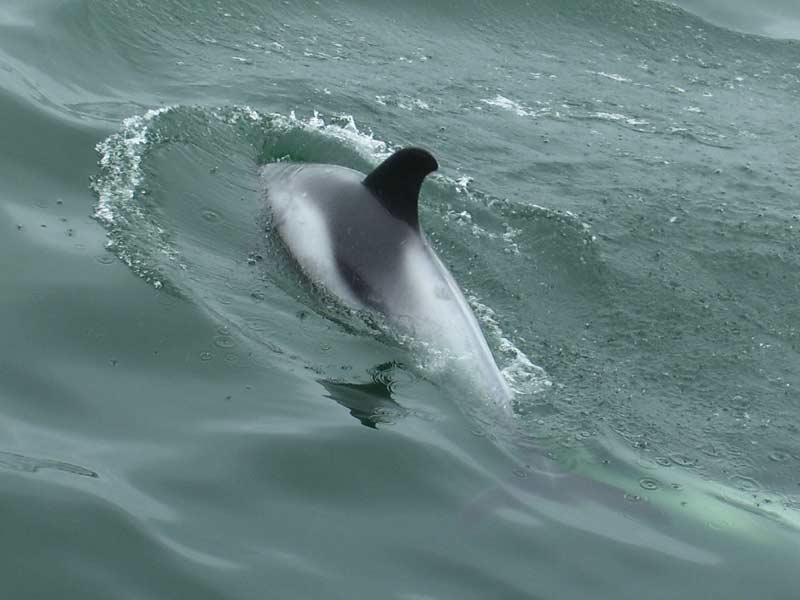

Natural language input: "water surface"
[1,0,799,598]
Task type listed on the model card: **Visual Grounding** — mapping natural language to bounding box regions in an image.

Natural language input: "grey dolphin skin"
[260,148,513,412]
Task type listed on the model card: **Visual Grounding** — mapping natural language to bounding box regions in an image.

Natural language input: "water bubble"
[251,291,265,301]
[200,351,213,361]
[512,468,529,479]
[670,483,683,491]
[201,209,221,223]
[224,353,239,364]
[655,456,672,467]
[639,478,660,491]
[96,255,114,265]
[624,493,642,502]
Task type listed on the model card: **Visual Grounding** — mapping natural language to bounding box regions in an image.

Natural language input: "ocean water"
[1,0,799,597]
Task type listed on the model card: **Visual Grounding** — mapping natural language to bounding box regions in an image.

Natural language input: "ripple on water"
[0,451,98,478]
[670,454,697,467]
[214,335,236,349]
[768,450,790,463]
[730,474,761,493]
[201,209,221,223]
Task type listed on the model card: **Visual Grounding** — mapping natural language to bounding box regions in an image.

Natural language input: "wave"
[91,105,562,428]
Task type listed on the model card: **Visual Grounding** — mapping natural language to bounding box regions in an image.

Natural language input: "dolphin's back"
[261,150,513,411]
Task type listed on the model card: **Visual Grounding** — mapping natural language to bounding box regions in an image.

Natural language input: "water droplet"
[200,351,213,361]
[214,336,235,349]
[201,209,221,223]
[639,478,660,491]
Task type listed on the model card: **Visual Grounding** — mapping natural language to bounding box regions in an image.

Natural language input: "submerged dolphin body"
[260,148,512,412]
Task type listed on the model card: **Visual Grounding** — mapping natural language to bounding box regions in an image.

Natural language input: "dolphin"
[260,147,513,412]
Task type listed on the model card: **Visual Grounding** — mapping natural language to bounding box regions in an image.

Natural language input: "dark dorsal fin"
[362,147,438,230]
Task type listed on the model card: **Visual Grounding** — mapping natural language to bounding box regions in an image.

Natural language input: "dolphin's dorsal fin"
[362,147,438,230]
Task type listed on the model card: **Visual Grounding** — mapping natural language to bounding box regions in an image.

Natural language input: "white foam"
[469,296,551,396]
[94,106,174,225]
[480,95,533,117]
[591,112,650,126]
[480,95,552,119]
[596,71,632,83]
[272,110,392,163]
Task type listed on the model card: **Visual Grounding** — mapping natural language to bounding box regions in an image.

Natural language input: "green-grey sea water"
[2,0,799,598]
